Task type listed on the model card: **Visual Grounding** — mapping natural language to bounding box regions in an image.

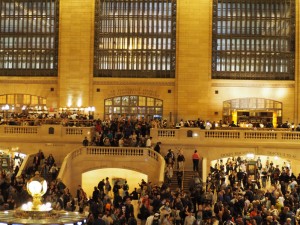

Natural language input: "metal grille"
[94,0,176,78]
[212,0,295,80]
[0,0,59,76]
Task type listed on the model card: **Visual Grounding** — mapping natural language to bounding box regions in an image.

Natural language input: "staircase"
[168,170,202,193]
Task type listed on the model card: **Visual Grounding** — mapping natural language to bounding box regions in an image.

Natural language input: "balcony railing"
[0,125,94,143]
[151,128,300,142]
[58,146,165,195]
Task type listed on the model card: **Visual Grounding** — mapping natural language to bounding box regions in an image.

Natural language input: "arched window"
[104,96,163,120]
[223,98,282,127]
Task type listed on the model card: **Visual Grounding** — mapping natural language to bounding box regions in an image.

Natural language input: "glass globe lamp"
[26,171,47,211]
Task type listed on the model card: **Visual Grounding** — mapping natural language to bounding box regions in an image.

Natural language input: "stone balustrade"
[0,125,94,143]
[58,146,165,195]
[151,128,300,143]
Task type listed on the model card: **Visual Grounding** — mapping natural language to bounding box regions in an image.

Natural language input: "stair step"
[167,170,202,192]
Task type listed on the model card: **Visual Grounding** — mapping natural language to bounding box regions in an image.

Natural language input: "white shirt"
[184,215,196,225]
[146,138,152,147]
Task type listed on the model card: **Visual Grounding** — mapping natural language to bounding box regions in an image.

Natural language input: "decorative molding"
[212,82,295,88]
[0,79,57,84]
[108,88,161,98]
[93,80,175,86]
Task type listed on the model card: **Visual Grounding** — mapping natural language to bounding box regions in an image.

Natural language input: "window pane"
[212,0,295,80]
[0,96,6,104]
[94,0,176,78]
[104,95,163,120]
[0,0,59,76]
[139,97,146,106]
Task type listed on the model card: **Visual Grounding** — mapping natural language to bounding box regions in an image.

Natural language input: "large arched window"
[104,96,163,120]
[223,98,282,126]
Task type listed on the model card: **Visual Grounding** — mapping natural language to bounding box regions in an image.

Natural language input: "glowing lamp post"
[26,172,48,211]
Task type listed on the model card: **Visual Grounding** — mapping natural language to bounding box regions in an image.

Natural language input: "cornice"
[212,82,295,88]
[0,79,57,84]
[93,80,175,86]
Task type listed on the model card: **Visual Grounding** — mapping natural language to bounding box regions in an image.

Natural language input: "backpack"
[128,217,137,225]
[152,218,160,225]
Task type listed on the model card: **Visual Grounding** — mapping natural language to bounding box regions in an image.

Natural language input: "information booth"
[247,161,258,181]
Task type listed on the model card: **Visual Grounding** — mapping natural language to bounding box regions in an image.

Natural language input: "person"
[125,197,134,222]
[112,180,121,198]
[154,142,161,154]
[261,167,268,188]
[98,179,105,195]
[177,149,185,171]
[138,200,150,225]
[184,211,196,225]
[122,180,129,197]
[146,137,152,148]
[104,177,111,195]
[165,149,175,167]
[145,213,160,225]
[49,163,59,180]
[83,137,89,146]
[177,171,183,188]
[165,164,173,184]
[192,150,200,172]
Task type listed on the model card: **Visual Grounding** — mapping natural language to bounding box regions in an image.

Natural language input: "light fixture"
[25,171,50,211]
[246,153,255,159]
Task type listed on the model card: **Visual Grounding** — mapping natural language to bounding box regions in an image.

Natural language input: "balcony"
[151,128,300,147]
[0,125,94,143]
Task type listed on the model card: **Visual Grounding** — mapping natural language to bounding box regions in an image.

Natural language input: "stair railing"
[181,160,185,191]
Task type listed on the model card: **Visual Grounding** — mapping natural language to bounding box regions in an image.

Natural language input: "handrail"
[57,150,74,181]
[152,128,300,141]
[0,118,95,127]
[16,153,36,177]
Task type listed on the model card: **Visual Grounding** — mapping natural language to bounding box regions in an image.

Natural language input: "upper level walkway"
[151,127,300,146]
[0,124,93,143]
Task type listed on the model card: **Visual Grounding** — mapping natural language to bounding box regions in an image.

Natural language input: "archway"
[82,168,148,198]
[104,95,163,121]
[223,98,282,127]
[211,155,292,174]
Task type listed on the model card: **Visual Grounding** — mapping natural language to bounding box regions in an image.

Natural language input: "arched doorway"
[209,154,295,190]
[82,168,148,197]
[104,95,163,121]
[223,98,282,127]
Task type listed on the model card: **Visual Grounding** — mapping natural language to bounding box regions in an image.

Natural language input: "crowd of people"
[82,119,153,148]
[80,155,300,225]
[77,155,300,225]
[0,146,299,225]
[2,110,298,131]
